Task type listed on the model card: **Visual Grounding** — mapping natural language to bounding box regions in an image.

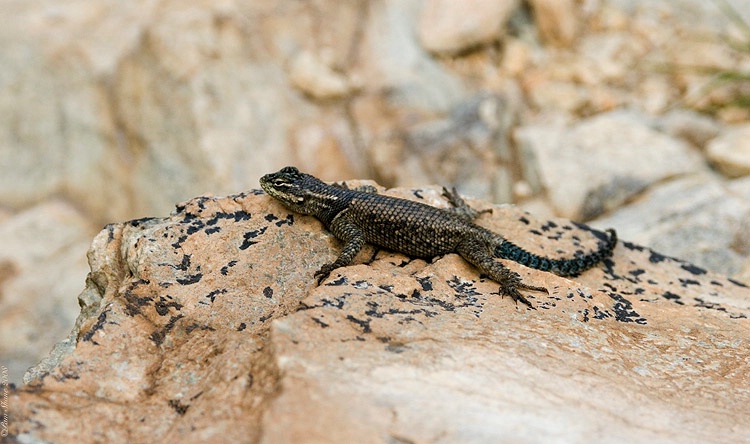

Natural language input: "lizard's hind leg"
[457,238,546,308]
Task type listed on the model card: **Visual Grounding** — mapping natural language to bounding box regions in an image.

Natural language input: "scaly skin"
[260,166,617,308]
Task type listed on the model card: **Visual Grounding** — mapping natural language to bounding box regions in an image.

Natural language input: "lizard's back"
[343,193,474,258]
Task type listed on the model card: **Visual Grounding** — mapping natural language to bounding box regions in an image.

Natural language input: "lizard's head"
[260,166,328,214]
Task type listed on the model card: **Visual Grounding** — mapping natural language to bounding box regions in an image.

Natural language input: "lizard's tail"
[495,228,617,277]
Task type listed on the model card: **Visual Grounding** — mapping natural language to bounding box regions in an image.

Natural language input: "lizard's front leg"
[315,214,365,283]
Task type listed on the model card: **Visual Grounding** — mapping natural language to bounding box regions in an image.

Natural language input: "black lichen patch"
[171,234,188,249]
[592,306,613,320]
[168,399,190,416]
[602,282,618,293]
[239,227,268,250]
[274,214,294,227]
[728,278,749,288]
[679,278,700,288]
[622,241,645,252]
[317,294,349,309]
[325,276,348,286]
[649,250,669,264]
[204,226,221,235]
[263,286,274,299]
[540,221,558,231]
[220,260,238,276]
[662,291,684,305]
[447,276,481,302]
[628,269,645,280]
[608,293,647,324]
[311,316,329,328]
[206,210,251,226]
[694,297,726,312]
[81,309,111,344]
[345,314,372,333]
[128,217,158,227]
[171,254,191,271]
[155,296,183,316]
[237,322,247,331]
[203,289,227,304]
[123,281,154,317]
[177,272,203,285]
[419,295,456,312]
[580,308,590,322]
[186,220,206,235]
[681,263,707,276]
[185,323,216,334]
[416,276,433,291]
[106,224,116,242]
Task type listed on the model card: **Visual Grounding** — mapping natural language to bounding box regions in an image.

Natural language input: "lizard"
[260,166,617,308]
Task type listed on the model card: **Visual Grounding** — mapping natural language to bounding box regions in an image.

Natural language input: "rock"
[528,0,579,47]
[656,108,722,149]
[515,110,707,220]
[370,92,519,203]
[0,201,94,385]
[9,186,750,442]
[0,1,366,224]
[287,50,354,100]
[706,124,750,178]
[592,173,750,278]
[358,1,465,113]
[418,0,519,54]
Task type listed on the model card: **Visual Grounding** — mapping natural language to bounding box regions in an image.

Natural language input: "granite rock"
[515,110,707,220]
[417,0,519,55]
[592,173,750,279]
[528,0,579,47]
[706,124,750,178]
[8,186,750,443]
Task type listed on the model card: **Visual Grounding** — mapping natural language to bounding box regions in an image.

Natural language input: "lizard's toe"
[314,264,335,284]
[504,287,535,309]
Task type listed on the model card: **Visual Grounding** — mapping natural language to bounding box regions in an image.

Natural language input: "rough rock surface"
[8,187,750,443]
[515,111,707,220]
[593,173,750,281]
[706,124,750,178]
[418,0,519,54]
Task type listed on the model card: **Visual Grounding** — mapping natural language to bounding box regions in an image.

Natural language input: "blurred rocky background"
[1,0,749,385]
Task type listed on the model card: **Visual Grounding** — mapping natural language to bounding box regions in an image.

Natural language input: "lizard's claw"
[314,263,335,284]
[499,276,547,309]
[502,287,535,309]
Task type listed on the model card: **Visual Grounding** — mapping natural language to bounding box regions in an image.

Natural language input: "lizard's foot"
[314,263,336,284]
[441,187,489,222]
[501,287,535,309]
[499,274,547,309]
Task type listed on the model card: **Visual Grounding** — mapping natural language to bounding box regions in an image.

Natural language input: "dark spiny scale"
[260,166,618,308]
